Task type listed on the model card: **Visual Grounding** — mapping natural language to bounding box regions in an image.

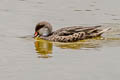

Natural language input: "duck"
[34,21,111,42]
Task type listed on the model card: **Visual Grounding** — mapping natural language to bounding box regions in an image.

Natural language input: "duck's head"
[34,21,52,37]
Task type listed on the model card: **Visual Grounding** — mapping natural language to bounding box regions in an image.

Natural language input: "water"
[0,0,120,80]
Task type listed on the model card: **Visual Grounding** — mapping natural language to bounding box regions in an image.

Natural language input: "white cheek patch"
[38,28,49,36]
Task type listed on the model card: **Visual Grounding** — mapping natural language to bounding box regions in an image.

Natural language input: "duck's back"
[53,25,101,35]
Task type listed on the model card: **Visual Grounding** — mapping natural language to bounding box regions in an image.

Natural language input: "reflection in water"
[34,37,53,58]
[35,36,120,51]
[54,37,104,50]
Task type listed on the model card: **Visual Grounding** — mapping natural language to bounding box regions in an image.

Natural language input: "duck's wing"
[53,25,102,36]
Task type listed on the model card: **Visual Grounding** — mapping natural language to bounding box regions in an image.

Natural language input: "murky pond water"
[0,0,120,80]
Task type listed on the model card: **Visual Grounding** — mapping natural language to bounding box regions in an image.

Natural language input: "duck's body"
[34,21,110,42]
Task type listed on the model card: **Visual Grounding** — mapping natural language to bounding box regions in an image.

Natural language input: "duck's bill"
[34,32,38,37]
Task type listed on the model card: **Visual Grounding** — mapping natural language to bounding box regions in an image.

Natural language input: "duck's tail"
[88,27,111,38]
[98,27,111,35]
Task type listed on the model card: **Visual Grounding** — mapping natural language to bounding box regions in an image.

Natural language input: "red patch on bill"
[34,32,38,37]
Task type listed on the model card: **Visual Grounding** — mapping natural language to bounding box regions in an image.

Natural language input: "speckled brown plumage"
[34,21,111,42]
